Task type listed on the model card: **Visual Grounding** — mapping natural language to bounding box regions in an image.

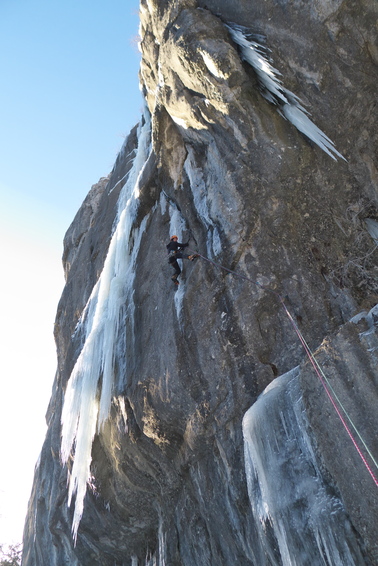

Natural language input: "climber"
[167,235,198,285]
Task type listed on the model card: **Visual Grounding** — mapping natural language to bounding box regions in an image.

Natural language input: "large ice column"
[60,110,152,542]
[243,368,366,566]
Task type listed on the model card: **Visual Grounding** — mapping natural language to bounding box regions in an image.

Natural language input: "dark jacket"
[166,240,188,254]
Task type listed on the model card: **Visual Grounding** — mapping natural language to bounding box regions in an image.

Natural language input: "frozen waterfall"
[60,109,152,542]
[243,368,367,565]
[226,23,346,162]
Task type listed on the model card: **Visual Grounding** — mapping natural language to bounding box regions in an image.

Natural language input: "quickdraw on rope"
[189,248,378,487]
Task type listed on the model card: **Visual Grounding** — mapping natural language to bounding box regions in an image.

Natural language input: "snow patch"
[199,49,227,79]
[171,115,189,129]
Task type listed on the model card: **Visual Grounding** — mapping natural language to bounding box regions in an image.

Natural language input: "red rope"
[281,300,378,488]
[191,249,378,487]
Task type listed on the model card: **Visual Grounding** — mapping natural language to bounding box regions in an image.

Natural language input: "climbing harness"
[189,248,378,488]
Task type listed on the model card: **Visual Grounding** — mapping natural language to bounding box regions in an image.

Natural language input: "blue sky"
[0,0,142,546]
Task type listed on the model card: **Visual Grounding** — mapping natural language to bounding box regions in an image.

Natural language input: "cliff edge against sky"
[22,1,378,565]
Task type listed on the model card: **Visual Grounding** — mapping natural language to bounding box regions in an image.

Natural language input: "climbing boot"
[171,275,179,285]
[188,254,199,261]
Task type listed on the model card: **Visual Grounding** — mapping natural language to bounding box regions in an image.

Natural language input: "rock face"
[22,1,378,565]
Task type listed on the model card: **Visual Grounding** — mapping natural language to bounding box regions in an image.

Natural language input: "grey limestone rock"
[22,0,378,565]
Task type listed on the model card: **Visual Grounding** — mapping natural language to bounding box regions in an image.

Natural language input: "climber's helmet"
[170,235,178,241]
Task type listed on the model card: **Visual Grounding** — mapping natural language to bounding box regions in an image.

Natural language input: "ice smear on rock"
[60,109,152,542]
[243,368,367,565]
[168,199,188,324]
[226,22,346,162]
[184,145,222,257]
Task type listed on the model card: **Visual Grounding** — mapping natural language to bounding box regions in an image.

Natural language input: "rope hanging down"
[189,249,378,488]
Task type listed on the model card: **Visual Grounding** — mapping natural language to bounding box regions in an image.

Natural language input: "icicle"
[60,108,152,543]
[226,22,346,161]
[158,516,167,566]
[243,368,366,564]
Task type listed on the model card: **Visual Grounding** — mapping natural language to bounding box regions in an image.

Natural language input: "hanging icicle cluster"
[225,22,346,161]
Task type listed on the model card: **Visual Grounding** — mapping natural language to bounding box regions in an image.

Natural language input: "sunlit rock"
[22,0,378,564]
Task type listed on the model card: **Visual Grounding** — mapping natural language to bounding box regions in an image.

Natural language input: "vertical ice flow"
[168,200,188,323]
[226,23,346,161]
[184,145,222,257]
[60,109,152,542]
[243,368,366,565]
